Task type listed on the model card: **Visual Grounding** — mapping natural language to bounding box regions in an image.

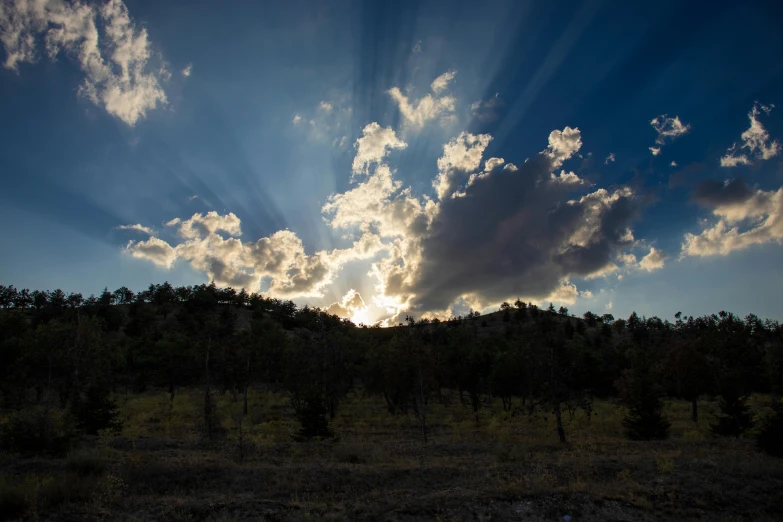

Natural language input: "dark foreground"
[2,390,782,521]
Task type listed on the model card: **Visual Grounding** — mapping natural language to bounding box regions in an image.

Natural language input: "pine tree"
[711,390,754,438]
[757,400,783,457]
[617,349,670,440]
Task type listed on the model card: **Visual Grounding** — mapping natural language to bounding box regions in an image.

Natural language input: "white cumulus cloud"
[351,123,407,177]
[0,0,169,126]
[638,247,667,272]
[543,127,582,169]
[682,183,783,257]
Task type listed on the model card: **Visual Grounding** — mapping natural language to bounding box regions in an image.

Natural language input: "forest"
[1,281,783,521]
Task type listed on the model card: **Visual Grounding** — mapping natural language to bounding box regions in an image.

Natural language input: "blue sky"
[1,0,782,325]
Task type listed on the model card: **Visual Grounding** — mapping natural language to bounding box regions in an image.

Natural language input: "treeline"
[0,283,782,457]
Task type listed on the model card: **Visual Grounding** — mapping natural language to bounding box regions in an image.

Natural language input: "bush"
[333,443,374,464]
[66,450,110,476]
[0,476,28,520]
[0,471,116,520]
[757,400,783,457]
[294,401,333,441]
[0,407,77,456]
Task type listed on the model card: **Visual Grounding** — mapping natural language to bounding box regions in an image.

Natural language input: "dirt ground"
[2,390,782,521]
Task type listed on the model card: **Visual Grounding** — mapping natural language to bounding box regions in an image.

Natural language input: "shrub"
[0,471,118,520]
[0,407,77,456]
[66,450,110,476]
[294,401,332,441]
[333,443,374,464]
[757,400,783,457]
[0,476,29,520]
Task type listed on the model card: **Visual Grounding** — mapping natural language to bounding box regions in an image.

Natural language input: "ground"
[1,390,782,521]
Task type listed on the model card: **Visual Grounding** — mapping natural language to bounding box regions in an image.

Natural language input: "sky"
[1,0,783,326]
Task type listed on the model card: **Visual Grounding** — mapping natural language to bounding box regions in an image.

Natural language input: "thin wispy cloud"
[651,115,691,145]
[720,102,780,168]
[388,71,457,128]
[118,224,155,235]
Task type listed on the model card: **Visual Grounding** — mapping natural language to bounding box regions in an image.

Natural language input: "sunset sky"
[2,0,782,325]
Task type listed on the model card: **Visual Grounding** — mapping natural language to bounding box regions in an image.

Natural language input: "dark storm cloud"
[409,155,639,311]
[692,178,753,207]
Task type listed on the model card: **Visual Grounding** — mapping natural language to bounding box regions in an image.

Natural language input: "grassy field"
[2,389,782,521]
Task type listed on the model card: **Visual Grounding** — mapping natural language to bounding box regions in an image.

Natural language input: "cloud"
[546,281,579,305]
[651,115,691,145]
[433,132,493,200]
[681,182,783,257]
[181,63,192,77]
[292,96,352,146]
[170,211,242,239]
[387,72,457,128]
[117,223,154,235]
[326,289,367,320]
[649,147,661,156]
[125,237,177,268]
[122,117,647,323]
[692,178,753,207]
[544,127,582,169]
[0,0,168,126]
[403,131,640,313]
[470,93,503,122]
[638,247,667,271]
[430,70,457,94]
[605,153,616,164]
[720,152,752,168]
[126,213,356,297]
[549,170,585,185]
[720,102,780,167]
[351,123,406,177]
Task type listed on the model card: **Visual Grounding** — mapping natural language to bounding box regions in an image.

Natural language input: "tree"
[114,286,135,305]
[514,300,527,322]
[617,348,670,440]
[13,288,33,309]
[711,384,754,438]
[614,318,627,333]
[558,306,569,316]
[663,338,711,424]
[490,342,528,411]
[757,400,783,457]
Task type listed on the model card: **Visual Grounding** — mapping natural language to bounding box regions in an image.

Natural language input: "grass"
[1,389,782,520]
